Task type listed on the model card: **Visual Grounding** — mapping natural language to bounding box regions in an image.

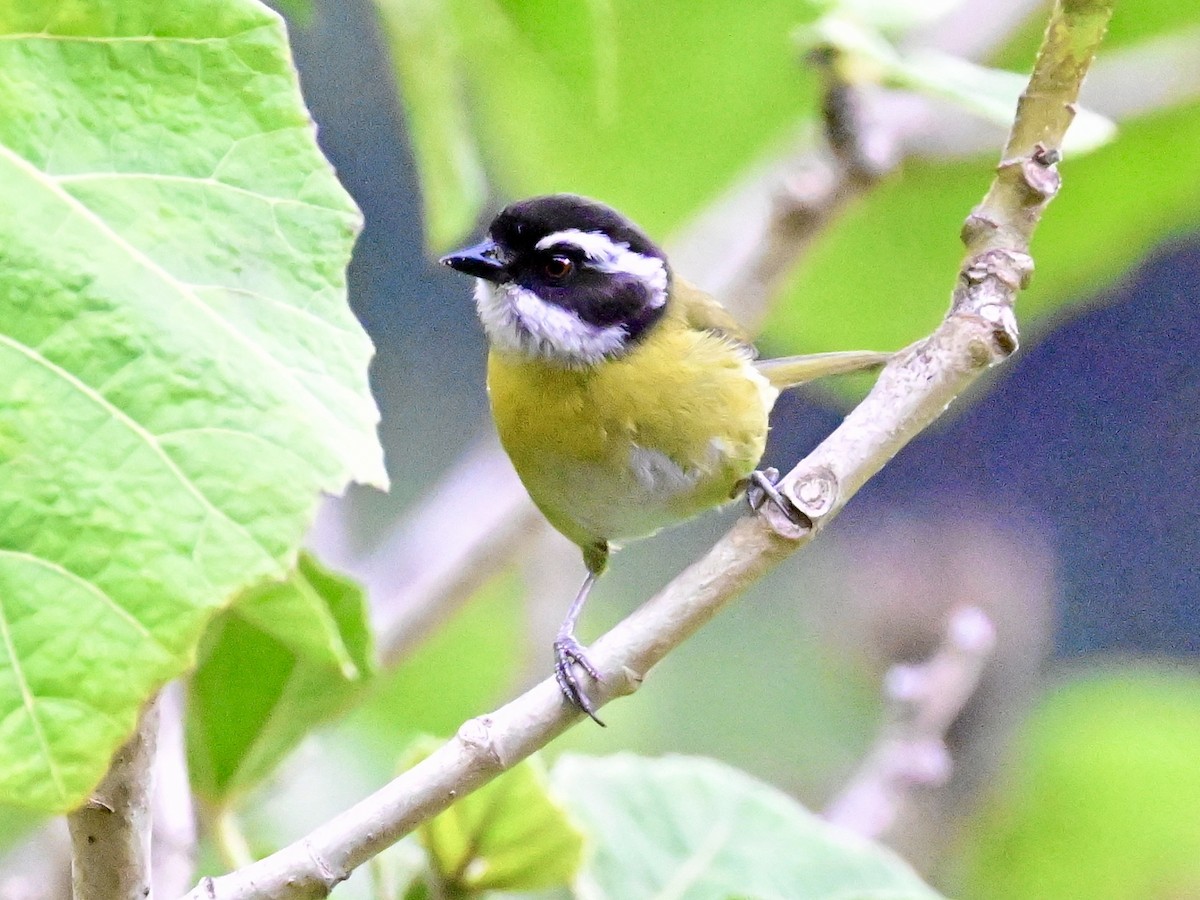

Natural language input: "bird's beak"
[439,239,507,282]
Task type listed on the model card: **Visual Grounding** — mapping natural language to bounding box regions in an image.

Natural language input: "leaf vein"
[0,143,354,454]
[0,25,276,46]
[652,820,732,900]
[0,549,165,648]
[0,591,64,799]
[0,333,273,565]
[54,170,340,215]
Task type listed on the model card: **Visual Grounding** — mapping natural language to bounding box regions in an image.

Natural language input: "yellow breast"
[487,321,777,554]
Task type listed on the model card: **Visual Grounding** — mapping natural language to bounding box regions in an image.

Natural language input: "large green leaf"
[961,669,1200,900]
[0,0,385,810]
[554,754,943,899]
[187,553,374,803]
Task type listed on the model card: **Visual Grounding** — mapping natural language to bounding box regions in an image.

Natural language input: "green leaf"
[892,52,1115,154]
[554,754,944,900]
[188,553,374,803]
[231,552,365,678]
[494,0,619,122]
[375,0,488,250]
[0,0,385,811]
[404,737,584,894]
[445,0,824,238]
[961,669,1200,900]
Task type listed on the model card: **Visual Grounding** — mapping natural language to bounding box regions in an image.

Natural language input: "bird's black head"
[441,194,672,366]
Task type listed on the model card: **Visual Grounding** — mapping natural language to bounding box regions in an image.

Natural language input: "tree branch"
[68,698,158,900]
[318,0,1160,680]
[823,607,997,838]
[182,307,1015,900]
[194,3,1112,896]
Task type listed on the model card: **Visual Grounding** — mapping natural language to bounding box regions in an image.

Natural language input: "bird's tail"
[754,350,891,391]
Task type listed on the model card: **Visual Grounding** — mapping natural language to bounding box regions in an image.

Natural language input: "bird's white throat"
[474,279,628,366]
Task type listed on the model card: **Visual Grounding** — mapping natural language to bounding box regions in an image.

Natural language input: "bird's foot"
[745,467,808,526]
[554,634,605,726]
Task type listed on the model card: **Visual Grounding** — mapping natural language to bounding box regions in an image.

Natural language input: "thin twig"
[67,698,158,900]
[823,607,997,838]
[183,6,1110,894]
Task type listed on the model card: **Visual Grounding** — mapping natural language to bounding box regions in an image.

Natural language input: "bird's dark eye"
[542,255,574,281]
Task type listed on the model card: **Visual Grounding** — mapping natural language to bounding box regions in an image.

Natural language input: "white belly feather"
[546,440,733,543]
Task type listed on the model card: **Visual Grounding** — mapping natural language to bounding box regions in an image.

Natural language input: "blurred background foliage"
[259,0,1200,896]
[17,0,1187,896]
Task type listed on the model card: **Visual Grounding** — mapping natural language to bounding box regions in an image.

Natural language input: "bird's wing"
[670,278,891,389]
[672,277,755,353]
[754,350,891,390]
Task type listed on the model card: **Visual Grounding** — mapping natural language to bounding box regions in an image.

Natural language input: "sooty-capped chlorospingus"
[441,194,887,723]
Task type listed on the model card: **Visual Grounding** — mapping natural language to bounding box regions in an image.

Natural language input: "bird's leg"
[554,572,605,726]
[745,467,808,526]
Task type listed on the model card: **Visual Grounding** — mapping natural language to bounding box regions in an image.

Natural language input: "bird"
[441,194,887,723]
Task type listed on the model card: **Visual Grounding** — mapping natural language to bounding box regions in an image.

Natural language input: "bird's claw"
[745,467,807,526]
[554,635,605,726]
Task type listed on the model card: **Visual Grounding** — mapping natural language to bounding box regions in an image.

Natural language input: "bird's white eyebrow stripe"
[536,229,628,261]
[534,229,669,310]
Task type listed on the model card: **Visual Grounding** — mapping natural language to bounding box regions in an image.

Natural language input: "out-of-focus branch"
[0,820,71,900]
[185,6,1110,893]
[670,54,902,329]
[826,517,1056,869]
[152,683,196,898]
[67,699,158,900]
[823,607,996,838]
[308,437,545,669]
[366,438,544,667]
